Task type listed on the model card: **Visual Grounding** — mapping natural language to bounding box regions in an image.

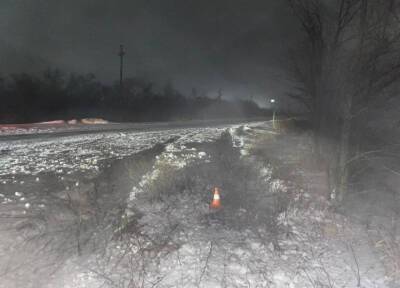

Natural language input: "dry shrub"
[135,131,289,240]
[376,225,400,281]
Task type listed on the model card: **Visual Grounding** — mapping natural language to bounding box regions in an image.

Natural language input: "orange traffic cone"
[210,187,221,209]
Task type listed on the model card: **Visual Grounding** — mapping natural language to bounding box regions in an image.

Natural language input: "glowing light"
[270,99,276,103]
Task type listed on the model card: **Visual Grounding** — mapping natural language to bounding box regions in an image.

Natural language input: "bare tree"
[287,0,400,203]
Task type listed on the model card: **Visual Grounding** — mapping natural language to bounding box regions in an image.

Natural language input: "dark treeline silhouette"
[0,69,266,124]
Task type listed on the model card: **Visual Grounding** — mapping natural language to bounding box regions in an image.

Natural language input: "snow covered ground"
[0,125,243,178]
[0,121,397,288]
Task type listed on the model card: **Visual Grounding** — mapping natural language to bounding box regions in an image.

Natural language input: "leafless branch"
[197,241,213,287]
[348,243,361,287]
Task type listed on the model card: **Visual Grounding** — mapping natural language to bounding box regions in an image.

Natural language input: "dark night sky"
[0,0,299,105]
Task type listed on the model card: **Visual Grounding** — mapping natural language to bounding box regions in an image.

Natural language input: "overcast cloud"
[0,0,298,104]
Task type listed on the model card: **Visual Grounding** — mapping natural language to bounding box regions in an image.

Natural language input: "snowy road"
[0,121,263,178]
[0,118,267,140]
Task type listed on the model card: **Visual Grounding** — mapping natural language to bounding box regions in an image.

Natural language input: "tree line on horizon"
[0,69,266,124]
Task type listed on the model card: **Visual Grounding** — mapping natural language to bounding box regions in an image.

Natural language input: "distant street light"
[269,98,277,129]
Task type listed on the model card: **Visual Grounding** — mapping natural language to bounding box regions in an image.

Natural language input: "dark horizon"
[0,1,299,106]
[0,67,270,124]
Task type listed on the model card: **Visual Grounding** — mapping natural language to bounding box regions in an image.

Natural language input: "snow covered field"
[0,121,397,288]
[0,125,242,177]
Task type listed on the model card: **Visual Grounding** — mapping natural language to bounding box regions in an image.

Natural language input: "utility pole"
[118,44,125,98]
